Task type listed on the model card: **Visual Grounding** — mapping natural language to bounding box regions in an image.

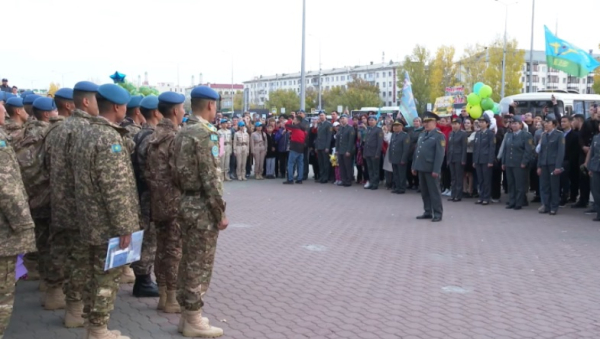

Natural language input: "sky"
[2,0,598,90]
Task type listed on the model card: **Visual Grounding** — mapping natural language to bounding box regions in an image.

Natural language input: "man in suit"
[447,118,467,202]
[412,112,446,222]
[315,111,333,184]
[560,115,579,206]
[389,120,410,194]
[363,116,383,190]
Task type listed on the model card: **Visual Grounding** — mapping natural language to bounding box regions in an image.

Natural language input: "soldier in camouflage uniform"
[172,86,228,338]
[47,82,99,328]
[130,95,161,298]
[72,84,137,339]
[146,93,186,313]
[118,95,144,285]
[3,97,39,280]
[0,124,37,339]
[13,97,64,310]
[23,94,41,118]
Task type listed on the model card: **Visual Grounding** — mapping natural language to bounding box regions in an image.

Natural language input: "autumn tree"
[593,46,600,94]
[460,44,488,94]
[265,89,300,114]
[233,90,244,111]
[429,45,458,102]
[322,86,347,112]
[482,37,525,101]
[305,87,318,111]
[345,76,382,110]
[48,82,60,97]
[398,45,431,114]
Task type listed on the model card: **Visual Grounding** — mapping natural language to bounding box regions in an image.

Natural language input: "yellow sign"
[433,96,455,116]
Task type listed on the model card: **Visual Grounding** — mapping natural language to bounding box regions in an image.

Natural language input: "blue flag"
[399,71,419,127]
[544,25,600,78]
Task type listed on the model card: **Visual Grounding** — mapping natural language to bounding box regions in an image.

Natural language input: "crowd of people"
[214,98,600,221]
[0,83,227,338]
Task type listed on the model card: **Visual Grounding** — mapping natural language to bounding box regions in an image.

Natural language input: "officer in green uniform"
[585,121,600,221]
[501,115,533,210]
[412,111,445,222]
[537,113,565,215]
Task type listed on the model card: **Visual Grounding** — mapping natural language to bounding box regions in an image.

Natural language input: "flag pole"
[528,0,535,93]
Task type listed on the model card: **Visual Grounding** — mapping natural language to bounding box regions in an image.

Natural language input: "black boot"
[133,274,160,297]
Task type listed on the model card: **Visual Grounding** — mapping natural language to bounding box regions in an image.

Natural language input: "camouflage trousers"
[154,219,182,290]
[131,192,156,276]
[82,245,120,327]
[48,228,87,302]
[176,209,219,311]
[23,217,51,279]
[0,256,16,336]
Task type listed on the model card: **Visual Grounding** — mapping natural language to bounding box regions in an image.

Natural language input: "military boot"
[119,266,135,284]
[44,287,66,310]
[178,310,208,333]
[132,274,159,297]
[163,290,181,313]
[88,325,130,339]
[182,310,223,338]
[157,286,167,310]
[64,301,85,328]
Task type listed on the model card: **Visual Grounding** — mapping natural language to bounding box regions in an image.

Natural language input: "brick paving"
[6,176,600,338]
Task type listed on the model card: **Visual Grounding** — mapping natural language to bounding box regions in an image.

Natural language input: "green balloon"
[481,98,494,111]
[492,103,500,114]
[479,85,492,99]
[469,105,483,119]
[467,93,481,106]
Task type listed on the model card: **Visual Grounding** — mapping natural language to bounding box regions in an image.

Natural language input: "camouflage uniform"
[172,114,224,311]
[46,110,92,304]
[3,119,24,146]
[13,119,51,284]
[146,119,182,291]
[120,117,142,138]
[0,128,36,336]
[130,123,157,277]
[72,115,139,327]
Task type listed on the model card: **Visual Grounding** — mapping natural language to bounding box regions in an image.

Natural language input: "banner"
[445,86,466,105]
[433,96,455,116]
[398,71,419,127]
[544,25,600,78]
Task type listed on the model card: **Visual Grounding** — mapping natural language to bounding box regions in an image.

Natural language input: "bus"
[505,91,600,118]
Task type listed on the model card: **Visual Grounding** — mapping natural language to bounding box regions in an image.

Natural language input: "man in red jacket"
[283,115,307,184]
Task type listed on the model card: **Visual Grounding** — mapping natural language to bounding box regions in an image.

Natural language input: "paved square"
[6,178,600,338]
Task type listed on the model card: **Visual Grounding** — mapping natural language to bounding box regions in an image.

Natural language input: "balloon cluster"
[466,82,500,119]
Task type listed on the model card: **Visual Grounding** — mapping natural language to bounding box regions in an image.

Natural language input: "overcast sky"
[2,0,598,90]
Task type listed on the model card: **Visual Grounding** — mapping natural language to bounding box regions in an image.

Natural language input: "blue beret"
[4,93,15,101]
[127,95,143,109]
[32,97,57,111]
[298,109,305,113]
[20,90,34,99]
[140,95,159,110]
[6,97,24,108]
[97,84,131,105]
[255,122,262,127]
[190,86,219,100]
[238,121,245,127]
[74,81,99,93]
[24,94,41,105]
[318,110,325,114]
[158,91,185,105]
[220,119,228,123]
[340,114,348,118]
[54,88,73,100]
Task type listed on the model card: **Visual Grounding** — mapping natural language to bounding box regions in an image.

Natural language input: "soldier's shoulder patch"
[210,134,218,141]
[528,138,533,145]
[378,132,383,137]
[111,144,122,153]
[329,127,333,132]
[211,145,219,157]
[441,139,446,147]
[0,140,6,148]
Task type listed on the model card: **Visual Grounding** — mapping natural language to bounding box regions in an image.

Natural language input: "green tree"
[483,37,525,102]
[305,87,318,111]
[322,86,347,112]
[429,45,458,103]
[398,44,431,114]
[265,89,300,114]
[233,90,244,111]
[344,76,382,110]
[118,81,139,95]
[459,44,488,94]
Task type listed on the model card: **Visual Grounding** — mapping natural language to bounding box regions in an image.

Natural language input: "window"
[383,82,386,88]
[389,71,392,77]
[533,64,539,72]
[563,78,566,84]
[388,91,392,97]
[336,76,339,81]
[341,76,345,81]
[389,81,392,87]
[376,73,380,78]
[383,92,386,97]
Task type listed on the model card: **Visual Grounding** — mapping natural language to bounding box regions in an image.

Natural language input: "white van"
[506,90,600,118]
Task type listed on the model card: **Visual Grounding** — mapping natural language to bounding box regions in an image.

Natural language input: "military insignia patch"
[212,145,219,157]
[111,144,122,153]
[0,140,6,148]
[210,134,218,141]
[528,139,533,145]
[562,138,565,144]
[441,140,446,147]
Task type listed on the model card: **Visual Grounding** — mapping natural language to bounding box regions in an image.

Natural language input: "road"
[6,178,600,338]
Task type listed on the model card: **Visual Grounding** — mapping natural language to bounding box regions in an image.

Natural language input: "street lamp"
[299,0,306,111]
[309,33,322,110]
[495,0,519,99]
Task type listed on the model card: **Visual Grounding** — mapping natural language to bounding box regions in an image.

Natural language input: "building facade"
[243,61,402,109]
[183,83,243,111]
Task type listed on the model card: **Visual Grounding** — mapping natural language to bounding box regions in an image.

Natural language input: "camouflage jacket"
[4,119,24,146]
[145,119,180,222]
[13,119,51,218]
[121,117,142,137]
[132,123,155,196]
[45,110,92,230]
[0,128,36,257]
[172,114,225,229]
[72,115,139,245]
